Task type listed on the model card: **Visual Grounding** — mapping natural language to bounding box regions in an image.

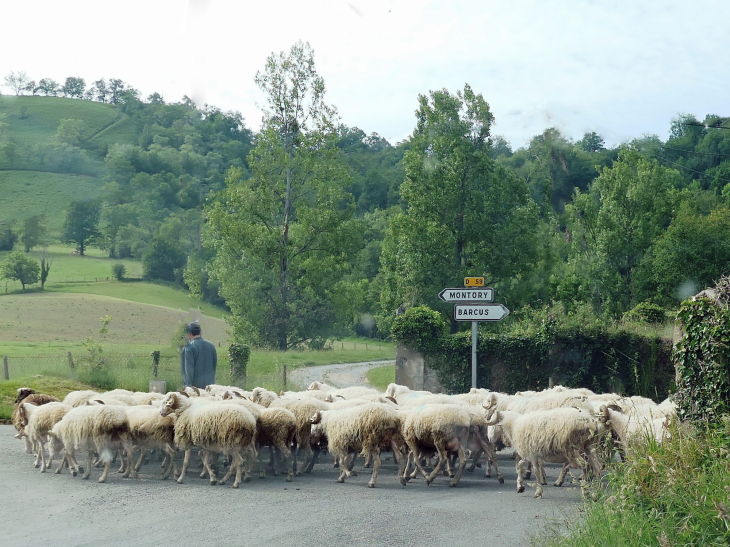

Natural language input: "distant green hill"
[0,96,136,235]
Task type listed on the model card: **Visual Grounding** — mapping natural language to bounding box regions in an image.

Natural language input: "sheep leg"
[83,451,93,480]
[336,452,353,483]
[257,444,268,479]
[176,448,192,484]
[219,451,236,486]
[363,453,373,469]
[201,450,218,485]
[425,447,448,486]
[98,460,112,483]
[23,435,34,455]
[516,458,527,493]
[467,448,483,473]
[304,446,320,473]
[122,438,137,478]
[450,445,468,487]
[161,445,177,480]
[277,442,293,482]
[537,461,547,485]
[532,459,544,498]
[135,446,147,472]
[346,453,358,476]
[411,448,431,481]
[367,451,382,488]
[231,452,244,488]
[554,462,570,487]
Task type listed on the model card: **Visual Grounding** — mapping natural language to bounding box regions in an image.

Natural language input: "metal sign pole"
[471,321,477,389]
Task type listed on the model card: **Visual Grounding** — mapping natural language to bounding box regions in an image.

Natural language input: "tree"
[108,79,126,104]
[565,148,683,315]
[1,251,39,289]
[62,200,101,255]
[37,78,60,97]
[142,237,186,281]
[22,214,47,252]
[379,84,540,332]
[39,253,52,290]
[91,79,109,102]
[23,80,37,96]
[638,204,730,304]
[62,77,85,98]
[3,71,30,95]
[56,119,87,146]
[0,222,17,250]
[579,132,605,153]
[206,41,357,349]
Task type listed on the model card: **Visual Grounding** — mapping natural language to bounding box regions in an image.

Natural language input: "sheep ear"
[279,390,285,396]
[385,396,398,404]
[309,411,322,424]
[325,394,334,403]
[223,392,230,400]
[19,404,27,426]
[193,386,200,396]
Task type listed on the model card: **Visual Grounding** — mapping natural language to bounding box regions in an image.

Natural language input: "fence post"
[151,350,161,378]
[549,376,554,389]
[3,356,8,381]
[283,364,287,391]
[67,351,75,370]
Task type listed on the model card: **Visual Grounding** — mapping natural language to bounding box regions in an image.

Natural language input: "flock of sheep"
[10,380,676,497]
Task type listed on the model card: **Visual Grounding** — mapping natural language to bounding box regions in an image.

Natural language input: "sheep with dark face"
[19,402,72,472]
[12,388,60,454]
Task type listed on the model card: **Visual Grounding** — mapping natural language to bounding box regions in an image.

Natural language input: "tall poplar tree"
[206,42,358,349]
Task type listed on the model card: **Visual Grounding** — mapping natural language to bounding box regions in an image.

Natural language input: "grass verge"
[366,365,395,391]
[538,418,730,547]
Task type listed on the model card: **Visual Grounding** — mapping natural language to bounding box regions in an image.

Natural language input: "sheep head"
[161,393,181,417]
[18,403,30,427]
[482,393,497,411]
[14,387,36,404]
[484,409,502,426]
[309,411,323,424]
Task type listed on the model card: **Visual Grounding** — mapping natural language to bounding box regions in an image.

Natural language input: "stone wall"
[395,343,443,392]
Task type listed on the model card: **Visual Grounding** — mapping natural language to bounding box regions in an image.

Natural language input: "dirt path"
[288,360,395,390]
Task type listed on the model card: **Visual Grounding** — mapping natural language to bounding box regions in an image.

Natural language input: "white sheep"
[12,388,59,454]
[160,392,257,488]
[222,391,297,481]
[309,402,405,487]
[484,407,605,498]
[49,404,137,483]
[62,390,101,407]
[307,380,335,392]
[599,405,670,449]
[19,401,72,472]
[124,405,178,480]
[401,404,472,487]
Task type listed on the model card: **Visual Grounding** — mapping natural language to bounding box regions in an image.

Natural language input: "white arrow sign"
[454,304,510,321]
[438,287,494,303]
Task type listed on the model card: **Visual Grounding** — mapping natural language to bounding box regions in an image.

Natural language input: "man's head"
[185,322,202,339]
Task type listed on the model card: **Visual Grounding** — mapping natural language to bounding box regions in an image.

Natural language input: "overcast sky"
[1,0,728,149]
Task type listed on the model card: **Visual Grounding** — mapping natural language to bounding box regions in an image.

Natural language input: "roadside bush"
[391,305,447,354]
[623,301,666,324]
[0,223,18,250]
[540,418,730,547]
[111,263,126,281]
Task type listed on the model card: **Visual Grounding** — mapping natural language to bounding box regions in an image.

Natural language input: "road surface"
[1,424,583,547]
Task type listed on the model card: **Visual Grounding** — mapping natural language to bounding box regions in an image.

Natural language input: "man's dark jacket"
[180,336,217,388]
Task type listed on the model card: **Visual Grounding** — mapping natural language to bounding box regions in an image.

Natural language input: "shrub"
[111,262,126,281]
[623,301,666,324]
[391,305,447,355]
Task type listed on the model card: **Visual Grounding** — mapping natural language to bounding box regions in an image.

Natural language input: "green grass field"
[0,172,103,235]
[0,376,97,421]
[0,95,120,146]
[366,364,396,391]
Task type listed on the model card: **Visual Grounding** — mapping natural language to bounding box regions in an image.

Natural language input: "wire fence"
[1,351,291,393]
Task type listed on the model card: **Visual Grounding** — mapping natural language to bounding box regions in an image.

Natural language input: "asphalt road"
[1,424,583,547]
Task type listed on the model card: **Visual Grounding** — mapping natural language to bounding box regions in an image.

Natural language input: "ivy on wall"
[674,284,730,424]
[392,306,674,399]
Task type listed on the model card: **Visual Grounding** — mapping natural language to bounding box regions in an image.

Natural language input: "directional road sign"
[438,287,494,303]
[454,303,510,321]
